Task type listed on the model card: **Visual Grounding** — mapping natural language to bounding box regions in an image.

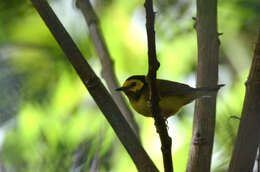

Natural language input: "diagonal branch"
[75,0,139,135]
[228,28,260,172]
[30,0,158,171]
[144,0,173,171]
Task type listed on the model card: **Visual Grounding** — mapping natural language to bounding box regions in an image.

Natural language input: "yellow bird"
[116,75,223,118]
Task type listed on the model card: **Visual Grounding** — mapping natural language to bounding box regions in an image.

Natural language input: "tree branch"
[228,28,260,172]
[30,0,158,171]
[187,0,220,171]
[257,144,260,172]
[144,0,173,171]
[75,0,139,135]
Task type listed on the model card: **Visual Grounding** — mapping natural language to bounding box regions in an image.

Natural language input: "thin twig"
[144,0,173,171]
[30,0,158,171]
[75,0,139,136]
[229,116,241,120]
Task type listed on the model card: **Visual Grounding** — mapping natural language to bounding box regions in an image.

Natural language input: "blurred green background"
[0,0,259,171]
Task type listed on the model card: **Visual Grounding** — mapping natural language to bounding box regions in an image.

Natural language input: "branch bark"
[187,0,220,171]
[30,0,158,171]
[258,146,260,172]
[228,29,260,172]
[75,0,139,135]
[144,0,173,171]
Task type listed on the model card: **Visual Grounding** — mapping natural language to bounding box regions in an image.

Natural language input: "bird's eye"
[131,82,136,87]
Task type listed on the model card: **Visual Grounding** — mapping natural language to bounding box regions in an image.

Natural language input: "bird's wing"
[157,79,195,97]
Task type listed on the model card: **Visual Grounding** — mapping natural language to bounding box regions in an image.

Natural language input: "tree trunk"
[186,0,220,171]
[228,29,260,172]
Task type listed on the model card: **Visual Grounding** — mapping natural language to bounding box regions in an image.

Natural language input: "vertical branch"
[144,0,173,172]
[187,0,220,171]
[258,147,260,172]
[75,0,139,135]
[228,29,260,172]
[30,0,159,171]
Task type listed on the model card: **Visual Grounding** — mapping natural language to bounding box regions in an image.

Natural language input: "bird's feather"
[157,79,195,97]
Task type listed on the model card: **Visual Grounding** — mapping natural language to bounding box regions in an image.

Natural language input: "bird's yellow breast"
[129,94,192,118]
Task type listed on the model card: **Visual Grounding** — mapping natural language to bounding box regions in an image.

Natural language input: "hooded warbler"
[116,75,224,118]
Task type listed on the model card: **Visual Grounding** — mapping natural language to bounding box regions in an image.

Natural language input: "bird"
[116,75,224,118]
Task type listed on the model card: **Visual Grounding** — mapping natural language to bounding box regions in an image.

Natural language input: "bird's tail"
[194,84,224,98]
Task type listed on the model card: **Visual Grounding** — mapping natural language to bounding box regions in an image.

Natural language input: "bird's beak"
[115,87,125,91]
[115,86,130,91]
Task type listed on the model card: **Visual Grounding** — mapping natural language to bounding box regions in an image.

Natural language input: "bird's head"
[116,75,147,100]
